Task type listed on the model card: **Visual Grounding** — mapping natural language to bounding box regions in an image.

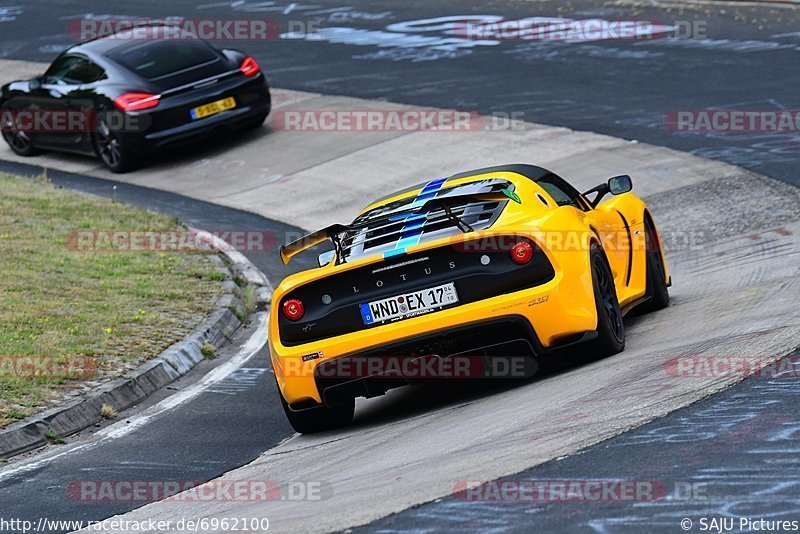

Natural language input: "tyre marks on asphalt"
[206,368,269,396]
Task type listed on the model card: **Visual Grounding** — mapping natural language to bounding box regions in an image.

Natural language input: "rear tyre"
[639,218,670,313]
[1,108,40,156]
[278,386,354,434]
[587,244,625,357]
[93,117,136,173]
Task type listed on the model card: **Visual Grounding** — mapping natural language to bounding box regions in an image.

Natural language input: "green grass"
[201,343,217,359]
[0,174,224,427]
[44,429,65,445]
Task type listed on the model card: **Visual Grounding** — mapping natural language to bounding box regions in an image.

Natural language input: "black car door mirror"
[29,76,41,90]
[608,175,633,195]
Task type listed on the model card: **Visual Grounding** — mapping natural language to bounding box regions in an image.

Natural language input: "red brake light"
[240,56,260,77]
[510,241,534,264]
[282,299,305,321]
[113,92,160,111]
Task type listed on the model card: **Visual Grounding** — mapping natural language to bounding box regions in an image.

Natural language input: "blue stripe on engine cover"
[421,177,446,193]
[384,248,406,258]
[391,177,447,255]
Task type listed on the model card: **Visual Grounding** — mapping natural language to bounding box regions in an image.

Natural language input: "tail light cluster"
[510,241,534,264]
[282,240,534,320]
[282,298,305,321]
[112,57,259,114]
[240,56,260,77]
[113,92,160,111]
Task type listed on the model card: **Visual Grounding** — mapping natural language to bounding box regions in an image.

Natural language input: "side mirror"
[583,175,634,207]
[318,249,335,267]
[29,76,41,90]
[608,175,632,195]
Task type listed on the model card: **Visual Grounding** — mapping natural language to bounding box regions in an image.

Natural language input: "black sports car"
[0,25,271,172]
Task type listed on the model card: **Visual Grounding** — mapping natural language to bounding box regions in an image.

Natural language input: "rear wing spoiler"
[279,224,348,265]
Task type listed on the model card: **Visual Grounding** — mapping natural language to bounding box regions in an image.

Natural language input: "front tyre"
[278,386,354,434]
[587,244,625,357]
[93,117,136,173]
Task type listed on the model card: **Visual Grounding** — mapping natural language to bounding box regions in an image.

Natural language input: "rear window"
[107,40,218,80]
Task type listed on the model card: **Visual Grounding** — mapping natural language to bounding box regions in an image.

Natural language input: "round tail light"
[282,298,305,321]
[510,241,534,264]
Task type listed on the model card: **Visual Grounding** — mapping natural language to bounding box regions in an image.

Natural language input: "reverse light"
[282,298,305,321]
[113,92,160,111]
[240,56,260,77]
[510,241,534,265]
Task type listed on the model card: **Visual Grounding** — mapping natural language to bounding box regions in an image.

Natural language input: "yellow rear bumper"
[270,270,596,406]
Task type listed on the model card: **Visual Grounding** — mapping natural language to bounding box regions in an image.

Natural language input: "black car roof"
[66,23,185,56]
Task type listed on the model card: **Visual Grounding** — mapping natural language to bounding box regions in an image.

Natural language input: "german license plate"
[190,97,236,120]
[360,283,458,326]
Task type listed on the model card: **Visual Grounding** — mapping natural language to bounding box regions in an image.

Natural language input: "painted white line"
[0,313,269,482]
[99,312,268,439]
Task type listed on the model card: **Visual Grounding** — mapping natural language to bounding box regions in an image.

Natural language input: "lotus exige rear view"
[270,164,670,433]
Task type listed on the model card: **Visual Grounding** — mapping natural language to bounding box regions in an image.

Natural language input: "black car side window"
[537,173,587,210]
[72,60,106,84]
[43,56,106,85]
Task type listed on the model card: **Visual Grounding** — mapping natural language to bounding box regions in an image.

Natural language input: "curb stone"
[0,231,272,459]
[193,229,274,311]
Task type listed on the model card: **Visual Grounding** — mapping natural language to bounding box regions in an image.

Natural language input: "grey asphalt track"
[0,1,798,531]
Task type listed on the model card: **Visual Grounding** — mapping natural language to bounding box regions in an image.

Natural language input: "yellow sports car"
[270,164,670,433]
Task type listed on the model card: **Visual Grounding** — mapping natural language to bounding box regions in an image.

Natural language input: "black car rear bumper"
[123,74,270,152]
[143,101,269,148]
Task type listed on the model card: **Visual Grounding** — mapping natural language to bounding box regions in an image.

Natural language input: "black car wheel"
[277,382,354,434]
[639,217,670,313]
[94,117,135,173]
[1,109,40,156]
[588,244,625,357]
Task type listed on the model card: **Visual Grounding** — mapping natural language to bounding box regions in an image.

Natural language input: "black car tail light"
[240,57,260,77]
[113,92,161,111]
